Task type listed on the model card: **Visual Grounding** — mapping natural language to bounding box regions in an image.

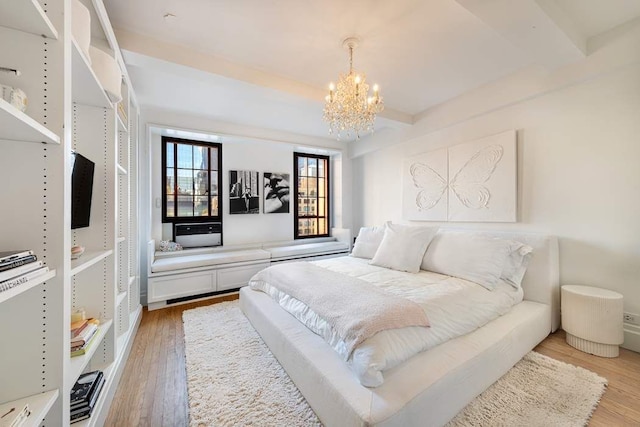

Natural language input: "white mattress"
[250,256,523,386]
[240,286,551,426]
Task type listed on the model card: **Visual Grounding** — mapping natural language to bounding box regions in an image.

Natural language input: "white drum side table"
[561,285,624,357]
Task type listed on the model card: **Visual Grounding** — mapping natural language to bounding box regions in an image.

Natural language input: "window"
[162,136,222,223]
[294,153,329,238]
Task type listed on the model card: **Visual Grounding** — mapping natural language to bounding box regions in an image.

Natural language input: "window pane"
[194,146,208,170]
[318,198,325,217]
[211,196,218,216]
[177,144,193,169]
[177,195,193,216]
[318,178,325,197]
[318,158,325,178]
[308,178,318,197]
[166,143,175,167]
[194,170,208,195]
[166,199,175,217]
[210,171,218,196]
[319,218,326,235]
[297,177,307,197]
[177,169,194,195]
[210,148,218,171]
[308,158,317,177]
[166,169,175,194]
[194,196,209,216]
[298,157,307,177]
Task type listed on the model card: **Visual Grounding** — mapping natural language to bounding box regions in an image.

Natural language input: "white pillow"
[421,232,514,290]
[501,243,533,289]
[370,223,439,273]
[350,224,386,259]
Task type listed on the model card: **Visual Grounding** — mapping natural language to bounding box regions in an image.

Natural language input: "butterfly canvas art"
[402,130,517,222]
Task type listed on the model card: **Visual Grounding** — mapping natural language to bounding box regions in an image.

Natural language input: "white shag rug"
[183,301,607,427]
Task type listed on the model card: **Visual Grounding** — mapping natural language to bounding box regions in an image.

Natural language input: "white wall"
[351,23,640,351]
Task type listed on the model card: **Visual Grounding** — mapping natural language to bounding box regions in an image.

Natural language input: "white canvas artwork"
[402,148,448,221]
[402,130,517,222]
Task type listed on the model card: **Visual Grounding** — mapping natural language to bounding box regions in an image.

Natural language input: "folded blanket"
[249,262,430,357]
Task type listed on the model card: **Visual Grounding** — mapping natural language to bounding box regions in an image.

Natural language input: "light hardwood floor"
[105,296,640,426]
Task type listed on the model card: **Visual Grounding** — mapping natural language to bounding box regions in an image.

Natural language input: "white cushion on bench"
[266,241,349,260]
[151,249,270,273]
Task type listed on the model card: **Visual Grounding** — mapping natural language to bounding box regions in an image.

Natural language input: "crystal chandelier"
[323,37,384,140]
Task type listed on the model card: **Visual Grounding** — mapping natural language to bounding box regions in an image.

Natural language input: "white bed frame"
[240,231,559,426]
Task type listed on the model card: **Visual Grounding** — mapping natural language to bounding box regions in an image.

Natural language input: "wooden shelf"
[71,38,112,108]
[0,269,55,304]
[117,164,127,175]
[71,250,113,277]
[68,319,113,384]
[0,389,59,427]
[0,0,58,39]
[0,99,61,144]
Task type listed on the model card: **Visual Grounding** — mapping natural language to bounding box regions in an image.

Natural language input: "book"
[70,329,99,357]
[0,255,37,273]
[71,375,105,414]
[71,323,98,347]
[71,371,104,407]
[70,319,88,339]
[0,250,33,264]
[0,261,43,283]
[0,267,49,293]
[0,404,31,427]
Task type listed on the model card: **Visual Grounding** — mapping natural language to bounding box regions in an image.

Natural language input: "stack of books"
[0,404,31,427]
[70,318,100,357]
[0,250,49,294]
[70,371,105,424]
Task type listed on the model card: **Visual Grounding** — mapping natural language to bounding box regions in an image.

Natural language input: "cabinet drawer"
[148,271,216,302]
[217,263,270,291]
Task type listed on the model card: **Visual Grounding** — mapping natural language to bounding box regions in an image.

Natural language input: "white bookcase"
[0,0,141,425]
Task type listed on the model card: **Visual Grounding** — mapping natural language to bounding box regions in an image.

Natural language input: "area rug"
[183,301,607,426]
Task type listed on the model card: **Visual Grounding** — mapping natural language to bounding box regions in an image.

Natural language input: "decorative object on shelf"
[263,172,290,214]
[71,0,91,62]
[89,46,122,103]
[0,84,27,112]
[323,37,384,141]
[159,240,183,252]
[402,129,517,222]
[0,403,31,427]
[229,170,259,214]
[70,245,85,260]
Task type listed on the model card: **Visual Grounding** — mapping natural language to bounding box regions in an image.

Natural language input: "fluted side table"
[561,285,624,357]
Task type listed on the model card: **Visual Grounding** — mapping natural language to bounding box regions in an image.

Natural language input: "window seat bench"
[147,233,350,310]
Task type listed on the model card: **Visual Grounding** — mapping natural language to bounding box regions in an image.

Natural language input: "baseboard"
[622,323,640,353]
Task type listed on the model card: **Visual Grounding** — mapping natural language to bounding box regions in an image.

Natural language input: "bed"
[239,228,559,426]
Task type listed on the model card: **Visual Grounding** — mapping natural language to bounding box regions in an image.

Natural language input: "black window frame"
[161,136,223,224]
[293,152,330,239]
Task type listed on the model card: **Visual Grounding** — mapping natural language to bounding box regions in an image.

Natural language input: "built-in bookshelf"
[0,0,141,425]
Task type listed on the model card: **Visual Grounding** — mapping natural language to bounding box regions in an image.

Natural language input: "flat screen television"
[71,152,95,229]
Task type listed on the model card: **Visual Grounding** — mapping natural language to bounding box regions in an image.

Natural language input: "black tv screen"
[71,152,95,229]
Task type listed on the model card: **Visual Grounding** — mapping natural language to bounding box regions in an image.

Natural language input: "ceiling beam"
[454,0,586,69]
[113,28,413,126]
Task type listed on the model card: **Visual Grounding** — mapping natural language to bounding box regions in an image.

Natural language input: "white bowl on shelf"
[71,246,85,260]
[89,46,123,103]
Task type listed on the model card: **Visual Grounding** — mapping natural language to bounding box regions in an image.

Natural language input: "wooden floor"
[106,296,640,426]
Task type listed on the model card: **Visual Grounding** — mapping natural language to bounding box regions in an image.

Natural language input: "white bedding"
[250,256,523,387]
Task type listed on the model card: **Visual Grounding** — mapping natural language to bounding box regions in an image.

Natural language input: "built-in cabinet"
[0,0,140,425]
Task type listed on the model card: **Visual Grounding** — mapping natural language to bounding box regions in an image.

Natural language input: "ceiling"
[103,0,640,141]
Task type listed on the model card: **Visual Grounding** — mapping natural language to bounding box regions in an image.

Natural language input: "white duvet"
[251,256,523,387]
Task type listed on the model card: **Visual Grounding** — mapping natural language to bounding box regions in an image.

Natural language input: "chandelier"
[323,37,384,140]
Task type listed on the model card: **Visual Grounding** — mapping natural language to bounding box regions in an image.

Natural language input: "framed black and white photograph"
[263,172,290,214]
[229,170,259,214]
